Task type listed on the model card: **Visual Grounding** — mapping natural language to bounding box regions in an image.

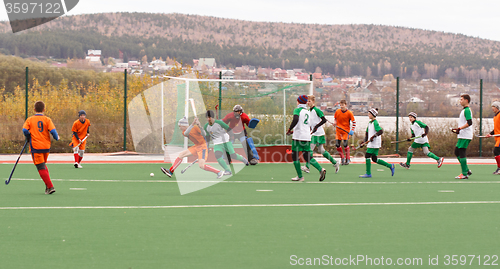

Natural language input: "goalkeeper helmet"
[233,105,243,113]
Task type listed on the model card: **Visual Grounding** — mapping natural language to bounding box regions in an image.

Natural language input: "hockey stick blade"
[181,159,199,174]
[6,139,29,185]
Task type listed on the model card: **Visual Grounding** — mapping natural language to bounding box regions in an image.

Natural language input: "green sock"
[427,152,439,161]
[377,158,392,168]
[305,161,310,169]
[310,158,322,172]
[406,152,413,165]
[217,157,230,171]
[323,151,337,164]
[365,158,371,175]
[459,158,468,175]
[294,161,303,178]
[234,154,244,162]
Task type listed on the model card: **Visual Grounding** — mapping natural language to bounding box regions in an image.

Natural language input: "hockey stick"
[352,141,368,150]
[390,136,422,144]
[181,159,198,174]
[215,105,219,119]
[74,135,88,150]
[477,134,500,138]
[6,139,29,185]
[188,98,197,117]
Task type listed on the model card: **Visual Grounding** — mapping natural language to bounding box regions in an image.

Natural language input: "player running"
[287,95,326,182]
[399,112,444,169]
[333,100,356,165]
[452,94,473,180]
[22,101,59,194]
[69,110,90,168]
[359,108,395,178]
[205,110,249,175]
[301,95,340,174]
[486,101,500,174]
[161,117,224,179]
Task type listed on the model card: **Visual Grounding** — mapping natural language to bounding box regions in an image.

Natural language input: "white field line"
[7,178,500,184]
[1,201,500,210]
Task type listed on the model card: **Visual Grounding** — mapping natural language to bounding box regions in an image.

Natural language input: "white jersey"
[292,104,311,141]
[204,120,230,145]
[309,106,325,137]
[367,119,382,148]
[458,107,473,140]
[410,120,429,144]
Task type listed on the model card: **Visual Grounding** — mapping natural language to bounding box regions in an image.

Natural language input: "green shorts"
[366,148,379,155]
[311,135,326,145]
[411,142,431,149]
[456,138,471,149]
[213,142,235,155]
[292,140,312,152]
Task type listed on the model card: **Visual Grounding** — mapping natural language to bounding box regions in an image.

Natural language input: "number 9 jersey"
[23,114,56,152]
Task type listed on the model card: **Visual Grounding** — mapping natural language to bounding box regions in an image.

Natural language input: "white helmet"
[233,105,243,113]
[178,117,189,127]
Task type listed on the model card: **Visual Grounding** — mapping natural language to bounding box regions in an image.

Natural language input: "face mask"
[234,112,241,119]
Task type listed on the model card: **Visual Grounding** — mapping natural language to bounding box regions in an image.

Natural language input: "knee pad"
[78,150,84,157]
[291,151,299,161]
[318,145,325,154]
[455,147,460,157]
[365,153,372,159]
[73,146,79,154]
[494,147,500,156]
[371,155,378,163]
[336,140,341,148]
[408,146,415,153]
[458,148,467,158]
[215,151,224,159]
[302,151,312,163]
[422,147,430,155]
[35,163,47,171]
[230,153,238,160]
[343,140,348,148]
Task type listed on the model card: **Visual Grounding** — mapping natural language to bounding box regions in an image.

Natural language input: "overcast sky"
[2,0,500,41]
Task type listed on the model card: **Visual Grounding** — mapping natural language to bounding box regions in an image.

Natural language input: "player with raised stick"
[399,112,444,169]
[359,108,395,178]
[484,101,500,174]
[69,110,90,168]
[333,100,356,165]
[204,110,249,175]
[22,101,59,194]
[161,117,224,179]
[287,95,326,182]
[301,95,340,174]
[451,94,473,179]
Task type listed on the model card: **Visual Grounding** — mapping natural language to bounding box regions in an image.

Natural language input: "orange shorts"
[336,132,349,141]
[70,137,87,150]
[189,145,208,161]
[31,152,49,165]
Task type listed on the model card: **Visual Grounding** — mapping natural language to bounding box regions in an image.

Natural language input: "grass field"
[1,162,499,268]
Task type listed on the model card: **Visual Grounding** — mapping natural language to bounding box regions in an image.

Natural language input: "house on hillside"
[86,50,102,67]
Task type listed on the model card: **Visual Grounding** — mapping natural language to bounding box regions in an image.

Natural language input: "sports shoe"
[216,171,224,179]
[467,170,472,176]
[345,158,350,165]
[399,162,410,169]
[223,170,232,176]
[160,167,172,178]
[341,158,346,165]
[249,158,258,165]
[291,176,304,182]
[77,163,83,168]
[301,166,310,173]
[390,164,395,176]
[455,174,468,180]
[74,162,78,168]
[493,168,500,175]
[437,157,444,168]
[45,187,55,195]
[334,162,340,174]
[319,168,327,181]
[359,174,372,178]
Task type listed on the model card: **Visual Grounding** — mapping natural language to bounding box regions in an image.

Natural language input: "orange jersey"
[495,112,500,147]
[334,109,356,132]
[23,114,56,152]
[72,119,91,140]
[183,125,206,146]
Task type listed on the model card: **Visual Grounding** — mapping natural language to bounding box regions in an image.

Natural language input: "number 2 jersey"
[23,114,57,153]
[292,104,311,141]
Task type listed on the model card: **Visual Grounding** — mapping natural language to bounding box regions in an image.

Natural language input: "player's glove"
[406,138,411,142]
[286,129,293,136]
[311,127,318,134]
[451,128,460,134]
[421,133,427,138]
[348,130,354,136]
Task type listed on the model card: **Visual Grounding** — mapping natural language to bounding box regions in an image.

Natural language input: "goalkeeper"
[399,112,444,169]
[222,105,259,165]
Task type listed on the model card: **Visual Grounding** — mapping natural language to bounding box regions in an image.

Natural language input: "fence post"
[479,79,483,157]
[25,67,29,153]
[218,72,222,119]
[123,70,128,151]
[396,77,400,154]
